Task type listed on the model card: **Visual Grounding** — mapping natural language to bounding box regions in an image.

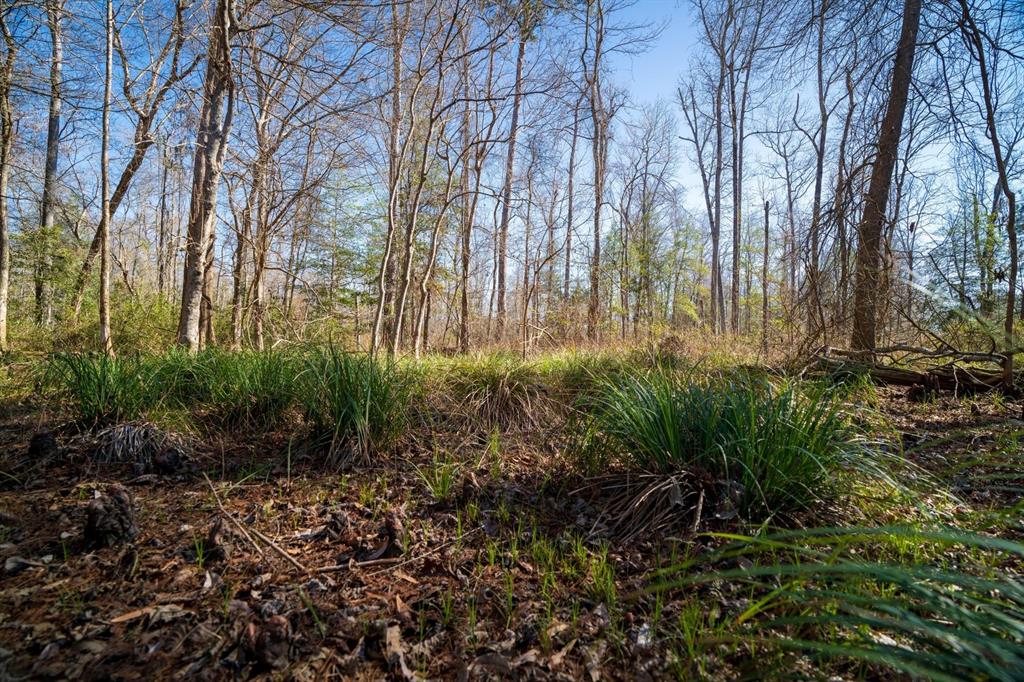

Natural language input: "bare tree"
[957,0,1019,387]
[851,0,921,352]
[0,2,14,352]
[177,0,236,351]
[35,0,63,327]
[495,3,534,341]
[583,0,607,340]
[99,0,113,355]
[70,0,194,319]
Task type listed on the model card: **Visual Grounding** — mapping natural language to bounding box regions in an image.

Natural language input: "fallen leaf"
[385,625,420,681]
[550,637,577,668]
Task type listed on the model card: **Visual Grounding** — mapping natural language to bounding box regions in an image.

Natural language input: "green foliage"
[576,372,867,519]
[195,350,298,429]
[532,349,633,398]
[415,451,461,503]
[139,348,299,430]
[300,347,410,463]
[654,526,1024,681]
[45,353,155,426]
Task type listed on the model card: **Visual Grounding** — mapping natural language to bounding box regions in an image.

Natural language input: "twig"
[315,556,403,573]
[692,487,705,533]
[204,473,308,574]
[365,527,482,578]
[248,526,308,573]
[202,473,264,557]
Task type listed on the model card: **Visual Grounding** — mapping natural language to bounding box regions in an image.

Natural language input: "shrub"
[45,353,156,426]
[300,347,410,464]
[578,372,864,519]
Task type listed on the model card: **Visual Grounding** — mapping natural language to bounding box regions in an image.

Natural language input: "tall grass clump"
[577,372,867,518]
[444,353,547,430]
[44,353,156,426]
[195,350,299,429]
[533,349,633,401]
[653,526,1024,680]
[300,347,411,463]
[142,348,299,429]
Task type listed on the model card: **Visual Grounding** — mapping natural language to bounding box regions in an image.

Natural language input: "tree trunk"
[712,51,725,334]
[229,221,245,349]
[458,34,477,354]
[495,34,526,342]
[806,2,829,343]
[99,0,113,356]
[761,200,769,355]
[372,0,408,355]
[585,0,606,341]
[564,94,582,302]
[70,1,187,319]
[850,0,921,352]
[177,0,235,351]
[958,0,1019,389]
[0,9,14,352]
[157,145,171,298]
[36,0,63,327]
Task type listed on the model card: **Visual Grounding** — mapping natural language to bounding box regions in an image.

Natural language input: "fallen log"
[810,354,1009,396]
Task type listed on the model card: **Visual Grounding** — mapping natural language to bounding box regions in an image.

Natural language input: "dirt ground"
[1,387,1021,680]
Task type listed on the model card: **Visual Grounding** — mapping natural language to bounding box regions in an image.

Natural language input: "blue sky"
[610,0,699,106]
[605,1,704,210]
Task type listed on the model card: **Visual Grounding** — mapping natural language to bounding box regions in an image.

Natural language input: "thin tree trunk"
[37,0,63,327]
[229,231,245,348]
[728,63,741,333]
[70,1,188,319]
[806,1,829,342]
[712,49,726,334]
[585,0,606,341]
[834,71,856,324]
[177,0,235,351]
[0,9,14,352]
[157,145,171,298]
[851,0,921,352]
[761,200,769,355]
[495,33,526,342]
[958,0,1018,388]
[372,1,408,354]
[99,0,113,356]
[564,93,582,302]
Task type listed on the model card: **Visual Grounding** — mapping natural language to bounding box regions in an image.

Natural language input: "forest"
[0,0,1023,679]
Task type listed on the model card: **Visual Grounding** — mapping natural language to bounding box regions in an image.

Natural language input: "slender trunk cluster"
[177,0,235,351]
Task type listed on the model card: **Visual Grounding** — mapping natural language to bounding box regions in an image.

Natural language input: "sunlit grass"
[300,346,411,464]
[575,371,884,519]
[653,526,1024,680]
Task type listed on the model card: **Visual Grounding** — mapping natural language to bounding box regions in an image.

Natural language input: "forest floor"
[1,355,1023,680]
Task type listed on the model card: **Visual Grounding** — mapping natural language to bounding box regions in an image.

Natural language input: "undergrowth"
[44,353,154,426]
[574,371,880,519]
[300,347,410,464]
[654,526,1024,680]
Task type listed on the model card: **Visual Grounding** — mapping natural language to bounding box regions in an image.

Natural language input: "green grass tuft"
[300,347,410,464]
[443,353,548,430]
[44,353,156,426]
[654,526,1024,681]
[576,372,868,519]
